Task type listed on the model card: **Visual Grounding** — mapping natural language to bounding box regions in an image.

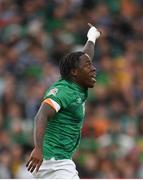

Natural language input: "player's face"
[75,54,96,88]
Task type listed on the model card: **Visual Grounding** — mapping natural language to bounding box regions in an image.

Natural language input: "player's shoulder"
[50,79,72,91]
[45,79,75,97]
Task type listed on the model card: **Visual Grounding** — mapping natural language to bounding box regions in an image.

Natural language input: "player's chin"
[87,82,95,88]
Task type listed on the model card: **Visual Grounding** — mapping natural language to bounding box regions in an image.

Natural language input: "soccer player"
[26,24,100,179]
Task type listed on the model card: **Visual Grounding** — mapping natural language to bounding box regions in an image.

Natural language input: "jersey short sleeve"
[43,86,74,112]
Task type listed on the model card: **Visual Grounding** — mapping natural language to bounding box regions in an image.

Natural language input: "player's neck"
[70,78,87,90]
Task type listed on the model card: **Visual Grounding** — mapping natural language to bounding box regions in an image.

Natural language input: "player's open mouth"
[92,77,96,82]
[91,75,96,82]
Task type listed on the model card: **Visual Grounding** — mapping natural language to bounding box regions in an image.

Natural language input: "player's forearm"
[34,115,47,151]
[33,104,56,151]
[83,40,95,59]
[83,24,100,60]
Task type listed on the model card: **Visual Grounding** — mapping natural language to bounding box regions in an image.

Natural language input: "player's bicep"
[36,102,56,120]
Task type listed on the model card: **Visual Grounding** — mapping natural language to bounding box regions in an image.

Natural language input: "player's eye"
[86,62,91,66]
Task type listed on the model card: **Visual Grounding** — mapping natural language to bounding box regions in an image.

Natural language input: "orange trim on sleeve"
[43,98,56,111]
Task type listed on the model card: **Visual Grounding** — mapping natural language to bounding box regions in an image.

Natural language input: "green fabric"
[43,79,88,160]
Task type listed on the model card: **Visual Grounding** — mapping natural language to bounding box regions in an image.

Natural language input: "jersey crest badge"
[77,97,82,104]
[47,88,58,96]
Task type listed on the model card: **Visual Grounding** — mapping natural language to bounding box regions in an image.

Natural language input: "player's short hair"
[59,51,85,80]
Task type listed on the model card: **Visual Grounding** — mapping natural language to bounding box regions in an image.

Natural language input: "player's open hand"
[26,147,43,173]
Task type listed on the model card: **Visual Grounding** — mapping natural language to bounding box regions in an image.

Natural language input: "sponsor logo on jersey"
[47,88,58,96]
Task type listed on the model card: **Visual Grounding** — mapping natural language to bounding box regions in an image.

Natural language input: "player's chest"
[68,97,86,120]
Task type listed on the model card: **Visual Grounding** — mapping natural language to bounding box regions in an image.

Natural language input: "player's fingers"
[26,156,33,167]
[30,164,37,173]
[36,160,43,172]
[27,159,37,171]
[88,23,103,35]
[88,23,93,28]
[27,163,33,171]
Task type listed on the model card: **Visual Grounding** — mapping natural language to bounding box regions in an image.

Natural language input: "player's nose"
[91,65,96,72]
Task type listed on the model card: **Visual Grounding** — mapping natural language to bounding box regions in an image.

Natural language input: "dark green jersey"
[42,79,88,160]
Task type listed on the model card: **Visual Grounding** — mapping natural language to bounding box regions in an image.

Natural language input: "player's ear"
[71,68,78,77]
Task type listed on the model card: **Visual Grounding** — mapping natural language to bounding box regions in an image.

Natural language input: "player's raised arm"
[83,23,100,60]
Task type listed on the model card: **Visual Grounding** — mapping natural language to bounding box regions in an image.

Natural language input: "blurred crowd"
[0,0,143,178]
